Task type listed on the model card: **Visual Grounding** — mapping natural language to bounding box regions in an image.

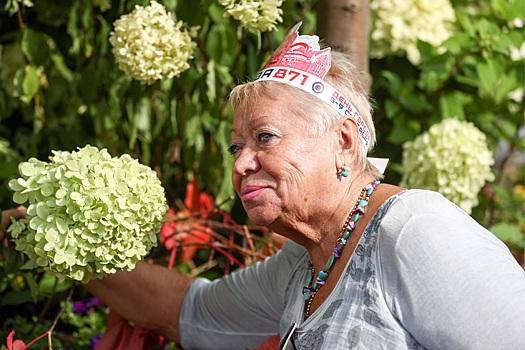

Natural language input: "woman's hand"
[0,206,27,248]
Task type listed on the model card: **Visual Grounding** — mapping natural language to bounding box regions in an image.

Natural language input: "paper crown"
[254,22,372,152]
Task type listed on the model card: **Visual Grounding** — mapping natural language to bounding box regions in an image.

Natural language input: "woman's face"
[230,97,339,233]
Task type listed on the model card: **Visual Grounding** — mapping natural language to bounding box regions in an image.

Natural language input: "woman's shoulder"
[375,188,515,265]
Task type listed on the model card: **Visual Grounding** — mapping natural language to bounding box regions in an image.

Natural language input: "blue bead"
[367,188,373,196]
[359,200,368,207]
[318,271,328,280]
[341,238,347,245]
[353,213,360,222]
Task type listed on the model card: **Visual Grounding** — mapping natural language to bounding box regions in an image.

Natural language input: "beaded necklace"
[303,180,380,318]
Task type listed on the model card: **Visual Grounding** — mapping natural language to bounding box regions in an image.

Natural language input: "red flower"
[3,330,26,350]
[159,178,213,263]
[94,310,161,350]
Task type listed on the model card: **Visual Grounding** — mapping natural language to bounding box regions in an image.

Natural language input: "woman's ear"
[338,116,359,164]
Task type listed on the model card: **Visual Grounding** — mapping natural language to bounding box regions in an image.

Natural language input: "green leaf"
[22,65,39,101]
[384,99,400,120]
[24,272,40,303]
[439,91,474,120]
[496,118,518,140]
[1,289,34,306]
[490,223,525,248]
[0,161,19,179]
[51,53,74,83]
[476,58,504,98]
[381,71,402,97]
[455,12,475,37]
[19,260,39,270]
[206,59,217,103]
[443,33,471,55]
[39,274,73,294]
[387,115,421,144]
[21,28,49,66]
[78,63,102,103]
[476,18,499,36]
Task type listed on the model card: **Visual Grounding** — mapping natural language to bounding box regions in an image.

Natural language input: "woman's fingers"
[0,205,28,239]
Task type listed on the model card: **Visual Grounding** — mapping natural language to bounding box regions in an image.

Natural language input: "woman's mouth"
[240,186,266,201]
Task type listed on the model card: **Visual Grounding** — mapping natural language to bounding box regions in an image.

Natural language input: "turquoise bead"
[367,188,374,196]
[342,171,348,177]
[304,293,311,301]
[325,254,335,270]
[359,200,368,207]
[353,213,360,222]
[318,270,328,280]
[341,238,347,245]
[305,272,313,286]
[344,230,350,239]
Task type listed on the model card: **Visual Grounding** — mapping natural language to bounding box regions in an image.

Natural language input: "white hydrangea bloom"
[8,145,168,283]
[219,0,283,32]
[401,118,495,213]
[109,1,196,84]
[370,0,456,64]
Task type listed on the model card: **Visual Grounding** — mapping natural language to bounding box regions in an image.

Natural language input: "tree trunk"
[316,0,371,91]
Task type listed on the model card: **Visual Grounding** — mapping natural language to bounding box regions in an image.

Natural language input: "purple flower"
[84,297,101,308]
[73,302,87,312]
[90,333,104,349]
[73,297,101,312]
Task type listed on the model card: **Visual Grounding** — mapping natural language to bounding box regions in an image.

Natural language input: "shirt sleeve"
[179,239,306,350]
[378,190,525,350]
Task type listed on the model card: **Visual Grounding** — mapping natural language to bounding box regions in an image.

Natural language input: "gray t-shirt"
[179,190,525,349]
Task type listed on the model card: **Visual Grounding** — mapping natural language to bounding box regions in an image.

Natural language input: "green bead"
[305,272,313,286]
[325,253,335,271]
[304,293,311,301]
[342,171,348,177]
[344,230,350,239]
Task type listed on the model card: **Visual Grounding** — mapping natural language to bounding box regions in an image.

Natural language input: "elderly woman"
[2,26,525,349]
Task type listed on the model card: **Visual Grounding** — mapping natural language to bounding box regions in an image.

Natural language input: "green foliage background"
[0,0,523,347]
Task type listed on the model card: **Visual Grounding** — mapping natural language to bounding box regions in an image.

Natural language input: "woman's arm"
[85,262,194,343]
[2,206,194,343]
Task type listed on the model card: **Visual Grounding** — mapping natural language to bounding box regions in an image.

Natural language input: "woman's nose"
[232,147,261,176]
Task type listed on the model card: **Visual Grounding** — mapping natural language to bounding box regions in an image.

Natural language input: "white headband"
[253,22,388,174]
[253,22,371,151]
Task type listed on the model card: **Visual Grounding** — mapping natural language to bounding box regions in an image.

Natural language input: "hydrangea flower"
[370,0,456,64]
[219,0,283,32]
[8,145,168,283]
[401,118,495,213]
[109,1,196,84]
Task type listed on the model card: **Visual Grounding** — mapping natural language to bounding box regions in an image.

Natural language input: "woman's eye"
[257,132,274,143]
[227,144,242,155]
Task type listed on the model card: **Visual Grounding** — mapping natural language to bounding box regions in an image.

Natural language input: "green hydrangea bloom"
[8,145,168,283]
[401,118,495,214]
[109,1,196,85]
[219,0,283,32]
